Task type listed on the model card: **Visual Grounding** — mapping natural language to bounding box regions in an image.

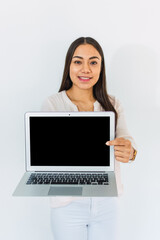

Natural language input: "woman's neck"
[66,86,96,111]
[66,86,95,103]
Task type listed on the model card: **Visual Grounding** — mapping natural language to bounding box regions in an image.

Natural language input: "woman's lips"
[78,76,92,82]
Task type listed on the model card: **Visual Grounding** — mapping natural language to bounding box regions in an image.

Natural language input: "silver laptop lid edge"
[25,111,115,172]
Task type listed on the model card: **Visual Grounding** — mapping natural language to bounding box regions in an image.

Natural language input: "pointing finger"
[106,138,126,146]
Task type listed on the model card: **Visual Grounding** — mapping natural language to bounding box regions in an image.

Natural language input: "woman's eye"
[90,61,97,65]
[74,61,81,64]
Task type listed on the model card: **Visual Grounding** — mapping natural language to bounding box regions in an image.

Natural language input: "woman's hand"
[106,137,134,163]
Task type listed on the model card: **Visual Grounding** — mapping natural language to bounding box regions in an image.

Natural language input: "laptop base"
[13,172,118,197]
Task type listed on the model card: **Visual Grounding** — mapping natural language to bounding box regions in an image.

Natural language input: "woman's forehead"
[73,44,101,59]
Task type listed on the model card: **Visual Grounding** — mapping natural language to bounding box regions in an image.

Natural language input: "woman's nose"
[81,62,91,73]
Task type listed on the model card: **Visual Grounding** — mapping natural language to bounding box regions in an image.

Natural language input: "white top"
[41,90,137,208]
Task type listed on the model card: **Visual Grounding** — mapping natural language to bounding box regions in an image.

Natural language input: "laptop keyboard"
[26,173,109,185]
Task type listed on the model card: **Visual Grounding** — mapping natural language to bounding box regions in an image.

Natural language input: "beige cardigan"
[41,90,137,208]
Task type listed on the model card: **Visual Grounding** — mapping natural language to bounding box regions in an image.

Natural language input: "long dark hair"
[59,37,117,126]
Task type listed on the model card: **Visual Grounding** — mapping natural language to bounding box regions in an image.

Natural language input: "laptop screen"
[29,116,110,167]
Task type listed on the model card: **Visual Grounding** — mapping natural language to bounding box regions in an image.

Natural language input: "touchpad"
[48,186,83,196]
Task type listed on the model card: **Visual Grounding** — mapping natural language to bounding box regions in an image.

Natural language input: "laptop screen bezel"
[25,111,115,172]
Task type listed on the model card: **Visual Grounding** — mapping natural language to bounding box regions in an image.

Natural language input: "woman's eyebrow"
[72,56,100,60]
[89,56,100,60]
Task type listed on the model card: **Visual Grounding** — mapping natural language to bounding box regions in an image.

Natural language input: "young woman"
[42,37,137,240]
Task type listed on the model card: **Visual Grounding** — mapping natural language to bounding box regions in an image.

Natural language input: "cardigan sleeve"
[114,97,137,151]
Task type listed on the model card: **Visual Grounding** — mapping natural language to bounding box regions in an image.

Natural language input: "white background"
[0,0,160,239]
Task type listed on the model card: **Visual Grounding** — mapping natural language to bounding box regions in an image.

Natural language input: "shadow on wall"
[107,44,158,110]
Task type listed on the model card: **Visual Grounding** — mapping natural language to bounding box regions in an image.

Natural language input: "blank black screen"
[30,116,110,166]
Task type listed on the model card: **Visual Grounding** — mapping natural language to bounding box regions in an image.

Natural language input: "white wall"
[0,0,160,239]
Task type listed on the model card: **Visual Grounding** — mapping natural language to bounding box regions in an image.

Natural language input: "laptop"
[13,111,118,197]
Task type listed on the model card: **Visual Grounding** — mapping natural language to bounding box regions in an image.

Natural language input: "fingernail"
[106,141,110,146]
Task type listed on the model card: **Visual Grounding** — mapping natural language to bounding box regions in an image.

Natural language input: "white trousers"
[50,197,119,240]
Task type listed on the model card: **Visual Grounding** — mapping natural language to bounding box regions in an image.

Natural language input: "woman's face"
[69,44,102,90]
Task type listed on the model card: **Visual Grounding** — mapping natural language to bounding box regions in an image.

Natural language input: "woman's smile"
[78,76,93,81]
